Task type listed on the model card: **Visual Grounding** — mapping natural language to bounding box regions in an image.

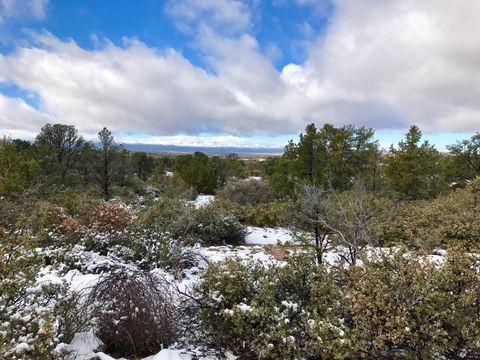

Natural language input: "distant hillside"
[122,143,283,156]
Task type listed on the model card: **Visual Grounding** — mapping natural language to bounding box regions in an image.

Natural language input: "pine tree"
[385,125,443,200]
[95,128,122,200]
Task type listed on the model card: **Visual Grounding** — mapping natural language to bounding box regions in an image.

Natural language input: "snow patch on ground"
[193,195,215,208]
[245,226,295,245]
[65,330,103,359]
[143,349,192,360]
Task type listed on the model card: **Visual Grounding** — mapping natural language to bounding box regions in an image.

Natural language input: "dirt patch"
[265,245,300,261]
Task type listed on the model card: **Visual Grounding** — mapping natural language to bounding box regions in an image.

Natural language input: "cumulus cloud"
[298,0,480,132]
[0,33,293,137]
[0,0,480,144]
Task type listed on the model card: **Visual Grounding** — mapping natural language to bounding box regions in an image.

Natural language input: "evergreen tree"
[35,123,85,182]
[446,133,480,181]
[94,128,122,200]
[131,152,155,181]
[283,123,379,190]
[0,138,39,195]
[385,125,443,200]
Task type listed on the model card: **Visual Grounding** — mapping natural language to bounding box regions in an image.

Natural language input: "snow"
[200,245,275,264]
[64,330,103,359]
[245,226,294,245]
[193,195,215,208]
[14,343,30,354]
[143,349,192,360]
[29,226,453,359]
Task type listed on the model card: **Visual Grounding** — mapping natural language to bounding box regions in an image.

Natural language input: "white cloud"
[296,0,480,133]
[165,0,252,35]
[0,33,293,136]
[1,0,480,145]
[0,0,49,23]
[0,92,52,132]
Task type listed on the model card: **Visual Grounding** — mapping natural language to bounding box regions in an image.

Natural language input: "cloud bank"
[0,0,479,145]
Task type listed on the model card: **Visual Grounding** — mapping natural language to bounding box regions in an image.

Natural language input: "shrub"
[241,200,288,227]
[139,199,246,246]
[138,198,196,241]
[346,247,480,358]
[193,204,246,245]
[90,201,135,232]
[372,178,480,249]
[197,254,350,359]
[217,179,274,205]
[0,233,82,359]
[46,187,100,220]
[87,268,179,357]
[127,228,200,273]
[434,247,480,357]
[29,201,84,245]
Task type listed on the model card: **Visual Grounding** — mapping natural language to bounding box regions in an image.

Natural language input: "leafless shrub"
[291,184,379,266]
[86,268,178,357]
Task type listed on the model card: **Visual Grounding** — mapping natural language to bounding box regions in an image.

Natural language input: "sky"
[0,0,479,150]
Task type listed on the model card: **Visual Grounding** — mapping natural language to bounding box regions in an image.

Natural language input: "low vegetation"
[0,122,479,358]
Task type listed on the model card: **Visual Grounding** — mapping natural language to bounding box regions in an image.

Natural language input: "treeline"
[0,123,246,199]
[266,123,479,200]
[1,122,478,201]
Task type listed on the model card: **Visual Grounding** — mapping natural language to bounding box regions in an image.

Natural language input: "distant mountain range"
[122,143,284,156]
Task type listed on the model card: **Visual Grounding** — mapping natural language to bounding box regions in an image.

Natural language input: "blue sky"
[0,0,478,150]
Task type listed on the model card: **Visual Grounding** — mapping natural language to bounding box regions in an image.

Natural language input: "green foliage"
[138,198,196,240]
[241,200,288,227]
[46,187,100,219]
[35,123,86,184]
[193,203,246,246]
[0,138,40,195]
[283,123,380,191]
[447,132,480,181]
[139,199,246,245]
[173,152,246,194]
[385,125,444,200]
[198,254,350,359]
[347,247,480,358]
[217,178,274,205]
[0,233,81,359]
[94,127,124,200]
[372,178,480,248]
[348,248,451,358]
[131,151,155,181]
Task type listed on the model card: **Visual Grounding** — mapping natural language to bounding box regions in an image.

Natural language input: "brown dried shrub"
[87,268,178,357]
[90,202,135,232]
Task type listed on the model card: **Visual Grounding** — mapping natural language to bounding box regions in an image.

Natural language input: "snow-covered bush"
[29,201,84,246]
[86,268,179,357]
[139,199,246,246]
[138,198,197,241]
[193,204,246,245]
[346,247,480,358]
[0,234,82,359]
[197,254,349,359]
[127,228,200,273]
